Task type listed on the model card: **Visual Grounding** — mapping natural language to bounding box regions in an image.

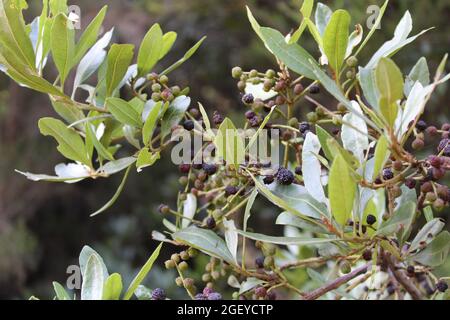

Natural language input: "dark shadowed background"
[0,0,449,299]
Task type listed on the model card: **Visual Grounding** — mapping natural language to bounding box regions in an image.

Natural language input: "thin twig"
[385,254,424,300]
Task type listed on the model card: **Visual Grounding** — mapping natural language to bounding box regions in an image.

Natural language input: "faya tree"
[1,0,449,300]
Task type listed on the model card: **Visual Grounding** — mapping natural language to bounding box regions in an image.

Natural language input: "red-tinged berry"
[412,138,425,150]
[267,291,277,300]
[405,178,417,189]
[179,164,191,174]
[429,155,443,168]
[393,161,403,171]
[362,250,372,261]
[151,288,166,300]
[433,198,445,211]
[432,167,446,180]
[294,84,304,95]
[426,126,438,136]
[441,123,450,131]
[254,286,267,298]
[276,167,295,185]
[203,287,214,296]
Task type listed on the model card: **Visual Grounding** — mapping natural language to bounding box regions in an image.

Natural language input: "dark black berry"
[276,167,295,185]
[263,175,274,185]
[362,250,372,261]
[406,265,415,276]
[295,166,302,175]
[183,120,195,131]
[387,285,395,295]
[436,281,448,293]
[248,116,261,127]
[206,217,216,229]
[242,93,255,105]
[382,168,394,180]
[245,110,256,119]
[416,120,427,131]
[225,185,238,196]
[299,122,310,134]
[309,84,320,94]
[366,214,377,226]
[255,256,265,268]
[202,163,218,175]
[151,288,166,300]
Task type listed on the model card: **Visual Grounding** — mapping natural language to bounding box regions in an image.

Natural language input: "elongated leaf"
[49,0,67,15]
[223,218,238,264]
[289,0,314,43]
[160,96,191,139]
[329,154,355,226]
[106,44,134,97]
[341,101,369,163]
[412,231,450,267]
[376,58,404,104]
[39,117,90,166]
[160,31,177,59]
[123,243,163,300]
[172,226,235,264]
[137,23,163,77]
[106,97,142,128]
[100,157,136,175]
[260,27,318,80]
[315,126,334,161]
[182,193,197,228]
[142,101,162,145]
[323,9,351,73]
[404,57,429,96]
[53,282,71,300]
[302,132,326,203]
[51,98,85,129]
[79,246,109,279]
[359,67,380,110]
[81,254,105,300]
[237,230,337,246]
[51,13,75,86]
[102,273,123,300]
[276,211,331,234]
[372,135,390,181]
[243,188,258,231]
[0,0,36,68]
[85,123,114,161]
[73,6,107,64]
[136,148,160,173]
[315,2,333,36]
[376,201,416,237]
[409,219,445,253]
[161,36,206,75]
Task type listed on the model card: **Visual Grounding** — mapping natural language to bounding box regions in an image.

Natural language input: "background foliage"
[0,0,449,299]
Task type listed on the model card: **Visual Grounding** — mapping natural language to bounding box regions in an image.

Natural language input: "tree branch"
[385,254,424,300]
[303,263,371,300]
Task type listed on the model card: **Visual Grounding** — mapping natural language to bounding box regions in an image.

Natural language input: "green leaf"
[372,135,390,181]
[329,154,356,226]
[53,282,71,300]
[102,273,123,300]
[213,118,245,168]
[73,5,107,65]
[423,206,434,223]
[161,36,206,75]
[81,254,106,300]
[0,0,36,68]
[90,166,132,217]
[172,226,235,265]
[376,58,404,104]
[243,188,258,232]
[323,9,351,74]
[412,231,450,267]
[50,98,85,129]
[159,31,177,59]
[51,13,75,86]
[379,97,398,128]
[99,157,136,176]
[123,243,163,300]
[79,246,109,278]
[315,125,334,161]
[49,0,67,16]
[106,97,142,128]
[409,218,445,253]
[137,23,163,77]
[404,57,430,96]
[276,211,331,234]
[237,230,337,246]
[315,2,333,36]
[289,0,314,43]
[85,122,115,162]
[106,44,134,97]
[160,96,191,139]
[260,27,319,80]
[38,117,90,166]
[142,101,162,145]
[136,148,160,172]
[376,202,416,237]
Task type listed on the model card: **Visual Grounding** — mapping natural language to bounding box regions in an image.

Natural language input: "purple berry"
[151,288,166,300]
[276,168,295,185]
[207,292,222,300]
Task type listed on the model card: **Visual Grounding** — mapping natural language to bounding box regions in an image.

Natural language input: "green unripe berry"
[346,70,355,79]
[264,256,275,269]
[183,278,195,289]
[340,261,352,274]
[332,115,343,125]
[179,261,189,271]
[179,176,189,186]
[211,271,220,280]
[180,251,190,261]
[306,112,319,123]
[346,56,358,67]
[175,277,183,287]
[337,103,347,113]
[159,75,169,84]
[171,86,181,96]
[212,209,224,220]
[237,81,246,92]
[152,83,162,92]
[252,77,261,85]
[315,106,326,117]
[171,253,180,263]
[288,117,299,128]
[232,66,243,79]
[249,69,258,78]
[187,247,198,258]
[433,198,445,211]
[202,273,211,282]
[151,92,161,102]
[426,192,437,202]
[165,260,176,269]
[265,69,276,78]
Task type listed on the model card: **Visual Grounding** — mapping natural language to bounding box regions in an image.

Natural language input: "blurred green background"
[0,0,449,299]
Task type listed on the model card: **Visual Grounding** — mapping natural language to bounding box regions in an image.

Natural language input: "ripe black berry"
[382,168,394,180]
[366,214,377,225]
[299,122,310,134]
[362,250,372,261]
[416,120,427,131]
[309,84,320,94]
[242,93,255,105]
[183,120,195,131]
[212,111,224,125]
[202,163,217,175]
[225,185,238,196]
[245,110,256,119]
[255,256,265,268]
[263,175,274,185]
[248,116,261,127]
[206,217,216,229]
[295,166,302,175]
[436,281,448,293]
[276,167,295,185]
[406,265,415,276]
[151,288,166,300]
